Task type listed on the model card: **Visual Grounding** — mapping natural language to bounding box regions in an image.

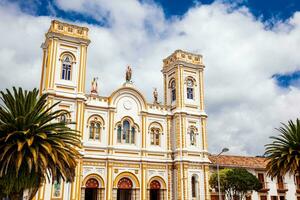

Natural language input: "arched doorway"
[150,180,161,200]
[85,178,99,200]
[117,178,133,200]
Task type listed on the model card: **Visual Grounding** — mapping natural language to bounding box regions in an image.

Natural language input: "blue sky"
[11,0,300,23]
[1,0,300,155]
[8,0,300,88]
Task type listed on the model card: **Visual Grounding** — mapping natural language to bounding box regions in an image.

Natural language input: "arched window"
[170,80,176,102]
[123,120,130,143]
[61,55,72,80]
[59,114,67,123]
[117,119,137,144]
[52,179,62,198]
[150,128,160,146]
[191,176,197,198]
[58,111,71,123]
[117,125,122,143]
[131,127,135,144]
[89,122,101,141]
[187,79,194,100]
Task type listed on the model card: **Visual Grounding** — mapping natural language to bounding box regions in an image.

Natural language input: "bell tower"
[162,50,209,200]
[162,49,205,111]
[40,20,90,97]
[38,20,90,200]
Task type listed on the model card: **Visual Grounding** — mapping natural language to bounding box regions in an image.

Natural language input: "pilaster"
[141,163,147,200]
[106,162,113,200]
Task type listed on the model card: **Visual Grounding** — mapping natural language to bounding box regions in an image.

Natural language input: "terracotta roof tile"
[209,155,267,170]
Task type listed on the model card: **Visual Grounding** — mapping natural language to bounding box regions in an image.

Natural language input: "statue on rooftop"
[126,66,132,82]
[91,77,98,94]
[153,88,158,104]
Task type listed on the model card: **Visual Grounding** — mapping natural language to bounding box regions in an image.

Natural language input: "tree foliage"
[0,87,81,199]
[265,119,300,178]
[209,168,262,200]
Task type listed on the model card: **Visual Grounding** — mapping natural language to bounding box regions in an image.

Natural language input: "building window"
[170,80,176,102]
[150,128,160,146]
[260,196,267,200]
[246,195,252,200]
[117,125,122,143]
[61,56,72,80]
[52,179,62,198]
[191,175,198,198]
[89,122,101,141]
[296,175,300,189]
[277,176,285,190]
[187,79,194,99]
[258,173,265,188]
[117,119,137,144]
[58,111,71,123]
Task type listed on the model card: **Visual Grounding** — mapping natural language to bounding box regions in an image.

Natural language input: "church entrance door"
[85,178,99,200]
[149,180,161,200]
[117,178,133,200]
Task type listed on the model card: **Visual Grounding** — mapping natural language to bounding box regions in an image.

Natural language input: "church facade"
[36,20,210,200]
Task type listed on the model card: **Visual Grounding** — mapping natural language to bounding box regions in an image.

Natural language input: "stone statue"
[126,66,132,82]
[153,88,158,104]
[91,77,98,94]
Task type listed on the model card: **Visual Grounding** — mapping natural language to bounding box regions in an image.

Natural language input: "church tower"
[40,20,90,96]
[39,20,90,200]
[162,50,210,200]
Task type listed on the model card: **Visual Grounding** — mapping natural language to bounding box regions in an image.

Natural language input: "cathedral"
[36,20,210,200]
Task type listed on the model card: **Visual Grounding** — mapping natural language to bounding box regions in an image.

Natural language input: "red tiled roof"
[209,155,267,170]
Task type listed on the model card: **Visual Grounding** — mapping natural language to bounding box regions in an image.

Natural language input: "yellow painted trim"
[113,171,140,188]
[39,49,46,95]
[142,115,146,150]
[141,163,146,200]
[50,39,58,89]
[60,44,78,50]
[45,39,53,89]
[106,162,113,200]
[82,173,105,188]
[147,176,167,189]
[200,70,204,110]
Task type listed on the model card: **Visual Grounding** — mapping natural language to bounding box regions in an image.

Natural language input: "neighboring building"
[209,155,300,200]
[36,20,211,200]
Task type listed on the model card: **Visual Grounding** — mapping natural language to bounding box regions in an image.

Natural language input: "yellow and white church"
[36,20,210,200]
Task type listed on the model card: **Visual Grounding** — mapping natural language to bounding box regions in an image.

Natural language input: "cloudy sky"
[0,0,300,156]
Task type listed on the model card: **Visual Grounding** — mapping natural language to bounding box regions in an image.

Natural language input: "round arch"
[113,172,140,188]
[115,116,140,131]
[147,176,167,189]
[59,51,76,63]
[184,76,197,86]
[82,173,105,188]
[168,78,176,88]
[148,122,164,133]
[109,87,147,111]
[86,114,105,128]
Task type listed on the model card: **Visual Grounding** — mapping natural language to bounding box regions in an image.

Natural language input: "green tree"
[209,168,262,200]
[265,119,300,178]
[0,87,81,200]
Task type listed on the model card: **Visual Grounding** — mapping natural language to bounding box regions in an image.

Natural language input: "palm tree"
[0,87,81,200]
[265,119,300,178]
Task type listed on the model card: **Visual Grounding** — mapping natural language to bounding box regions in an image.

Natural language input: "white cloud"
[0,0,300,155]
